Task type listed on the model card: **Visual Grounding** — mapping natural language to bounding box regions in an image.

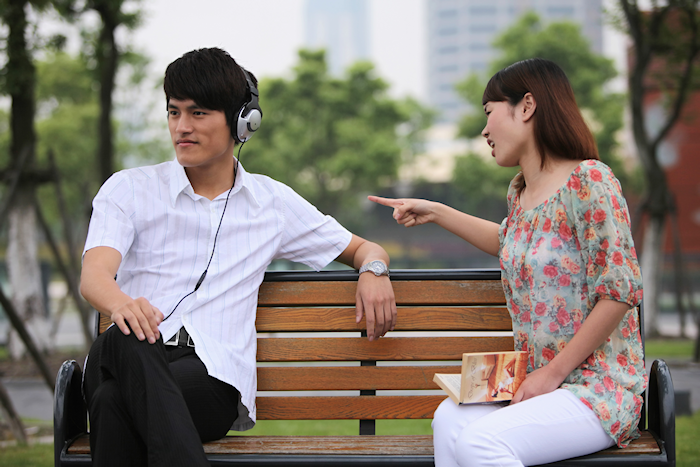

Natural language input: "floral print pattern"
[498,160,646,447]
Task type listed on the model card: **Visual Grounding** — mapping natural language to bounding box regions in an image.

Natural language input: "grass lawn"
[0,443,52,467]
[677,410,700,467]
[645,338,695,360]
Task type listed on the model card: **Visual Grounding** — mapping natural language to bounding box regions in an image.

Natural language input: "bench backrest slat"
[257,336,515,362]
[257,280,506,306]
[257,365,463,391]
[256,395,446,420]
[256,306,512,332]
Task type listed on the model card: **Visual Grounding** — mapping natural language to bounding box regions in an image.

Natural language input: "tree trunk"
[0,379,26,444]
[97,9,118,184]
[640,213,666,338]
[4,0,49,359]
[7,189,50,357]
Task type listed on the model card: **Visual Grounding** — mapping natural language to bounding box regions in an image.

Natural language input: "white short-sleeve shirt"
[83,159,352,430]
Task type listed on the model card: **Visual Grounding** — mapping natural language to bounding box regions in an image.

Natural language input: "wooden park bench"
[54,269,676,466]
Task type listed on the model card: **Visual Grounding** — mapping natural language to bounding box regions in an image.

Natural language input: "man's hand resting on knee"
[80,246,164,344]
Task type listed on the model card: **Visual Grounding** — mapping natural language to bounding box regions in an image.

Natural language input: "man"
[80,47,396,466]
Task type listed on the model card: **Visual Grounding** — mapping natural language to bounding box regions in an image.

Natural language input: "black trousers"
[83,325,240,467]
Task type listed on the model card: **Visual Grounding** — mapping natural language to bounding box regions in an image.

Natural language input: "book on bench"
[433,351,528,404]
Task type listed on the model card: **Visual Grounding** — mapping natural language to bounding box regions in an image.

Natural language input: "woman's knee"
[453,424,498,467]
[432,398,461,436]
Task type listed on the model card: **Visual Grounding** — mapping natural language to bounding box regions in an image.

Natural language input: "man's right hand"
[81,246,164,345]
[110,296,164,344]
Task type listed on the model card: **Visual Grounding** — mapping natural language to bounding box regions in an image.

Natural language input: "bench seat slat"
[257,365,461,391]
[256,306,512,332]
[66,432,660,457]
[258,280,506,306]
[256,395,444,420]
[257,336,515,362]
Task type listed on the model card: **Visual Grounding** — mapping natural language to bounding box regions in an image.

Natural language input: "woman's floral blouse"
[498,159,646,447]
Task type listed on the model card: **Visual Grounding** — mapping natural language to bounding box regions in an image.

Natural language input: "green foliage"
[29,50,167,234]
[244,49,432,231]
[452,153,518,220]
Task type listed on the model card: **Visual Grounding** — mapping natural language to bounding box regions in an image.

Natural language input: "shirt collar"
[168,157,261,209]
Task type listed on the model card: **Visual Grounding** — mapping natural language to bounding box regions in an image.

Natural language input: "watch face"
[369,261,387,275]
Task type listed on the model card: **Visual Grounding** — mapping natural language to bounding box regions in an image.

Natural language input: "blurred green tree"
[54,0,144,183]
[0,0,57,359]
[452,12,634,214]
[243,49,433,231]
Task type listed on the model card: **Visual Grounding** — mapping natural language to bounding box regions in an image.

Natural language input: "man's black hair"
[164,48,258,135]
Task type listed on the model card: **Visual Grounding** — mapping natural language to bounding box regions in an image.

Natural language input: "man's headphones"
[234,69,263,143]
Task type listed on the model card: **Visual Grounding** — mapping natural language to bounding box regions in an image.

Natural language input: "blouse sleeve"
[499,176,520,248]
[569,162,643,308]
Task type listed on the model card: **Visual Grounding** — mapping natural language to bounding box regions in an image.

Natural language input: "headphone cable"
[163,145,243,322]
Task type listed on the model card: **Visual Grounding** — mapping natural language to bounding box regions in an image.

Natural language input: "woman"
[370,58,645,467]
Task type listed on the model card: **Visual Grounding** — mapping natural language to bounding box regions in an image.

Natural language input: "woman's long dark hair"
[483,58,598,192]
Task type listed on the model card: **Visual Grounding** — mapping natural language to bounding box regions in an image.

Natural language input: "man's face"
[167,98,235,169]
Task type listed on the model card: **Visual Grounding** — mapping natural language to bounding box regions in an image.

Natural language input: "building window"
[469,25,496,33]
[470,62,487,71]
[439,65,459,73]
[439,27,458,36]
[439,46,459,54]
[468,6,497,15]
[468,43,489,51]
[547,6,575,17]
[438,9,458,18]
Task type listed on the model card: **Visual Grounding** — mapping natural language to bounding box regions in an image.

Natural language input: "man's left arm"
[336,234,396,341]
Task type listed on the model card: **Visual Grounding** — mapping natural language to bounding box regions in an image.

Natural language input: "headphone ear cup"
[236,106,262,143]
[234,68,263,143]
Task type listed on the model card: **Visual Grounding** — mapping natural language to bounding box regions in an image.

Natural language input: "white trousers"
[431,389,615,467]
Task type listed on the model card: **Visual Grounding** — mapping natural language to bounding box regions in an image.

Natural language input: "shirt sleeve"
[274,183,352,270]
[569,162,643,307]
[83,172,137,260]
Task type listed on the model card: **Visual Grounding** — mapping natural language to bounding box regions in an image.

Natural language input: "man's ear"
[521,93,536,122]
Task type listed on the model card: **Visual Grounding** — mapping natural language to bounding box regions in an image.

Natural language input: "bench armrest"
[54,360,87,466]
[646,359,675,464]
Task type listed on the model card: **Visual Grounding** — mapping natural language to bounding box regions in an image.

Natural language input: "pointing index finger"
[368,195,404,208]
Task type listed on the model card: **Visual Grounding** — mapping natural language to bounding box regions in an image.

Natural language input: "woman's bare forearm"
[431,203,501,256]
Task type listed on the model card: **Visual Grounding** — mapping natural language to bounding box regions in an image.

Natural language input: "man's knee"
[96,324,165,362]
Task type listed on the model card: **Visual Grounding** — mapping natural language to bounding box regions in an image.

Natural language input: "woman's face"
[481,99,532,168]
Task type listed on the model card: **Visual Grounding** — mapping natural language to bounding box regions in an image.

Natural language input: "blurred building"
[427,0,604,123]
[304,0,370,76]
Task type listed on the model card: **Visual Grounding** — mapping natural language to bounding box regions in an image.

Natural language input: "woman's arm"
[368,196,501,256]
[511,298,631,404]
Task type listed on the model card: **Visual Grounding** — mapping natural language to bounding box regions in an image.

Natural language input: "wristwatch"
[359,260,390,277]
